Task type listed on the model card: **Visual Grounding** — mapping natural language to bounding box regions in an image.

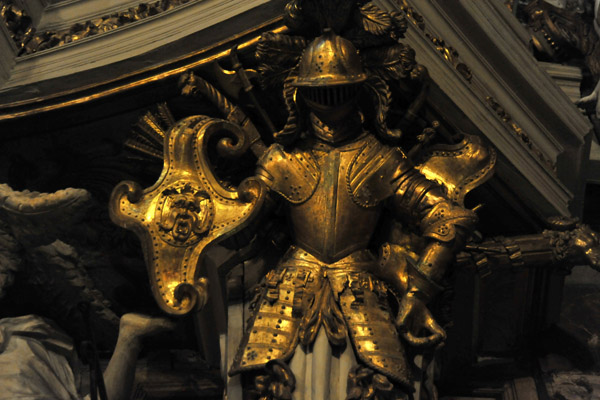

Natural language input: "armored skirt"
[229,246,413,399]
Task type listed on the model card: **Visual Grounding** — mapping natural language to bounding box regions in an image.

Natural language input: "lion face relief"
[156,183,213,246]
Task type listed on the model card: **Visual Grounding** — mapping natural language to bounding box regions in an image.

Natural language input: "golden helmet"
[294,29,367,87]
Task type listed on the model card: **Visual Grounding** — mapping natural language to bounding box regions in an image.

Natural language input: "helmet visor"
[299,84,361,108]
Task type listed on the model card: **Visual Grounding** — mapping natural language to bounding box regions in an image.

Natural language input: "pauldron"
[347,135,411,208]
[256,143,320,203]
[258,135,416,209]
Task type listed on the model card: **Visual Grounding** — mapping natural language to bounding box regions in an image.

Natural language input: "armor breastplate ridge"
[291,143,381,262]
[258,134,411,263]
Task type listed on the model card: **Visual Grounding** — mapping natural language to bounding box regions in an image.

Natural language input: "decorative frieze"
[0,0,198,56]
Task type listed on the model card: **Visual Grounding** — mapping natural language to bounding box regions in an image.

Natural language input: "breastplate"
[256,135,409,264]
[288,141,380,263]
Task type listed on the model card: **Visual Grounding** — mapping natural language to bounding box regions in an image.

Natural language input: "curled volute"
[110,116,267,316]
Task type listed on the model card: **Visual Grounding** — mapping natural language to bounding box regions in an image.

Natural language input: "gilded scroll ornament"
[486,96,557,173]
[4,0,195,56]
[110,115,268,315]
[0,0,33,53]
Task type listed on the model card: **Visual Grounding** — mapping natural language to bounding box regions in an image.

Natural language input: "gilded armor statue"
[110,15,489,395]
[108,1,587,398]
[224,31,479,397]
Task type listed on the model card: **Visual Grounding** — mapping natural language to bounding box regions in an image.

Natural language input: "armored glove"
[395,261,446,347]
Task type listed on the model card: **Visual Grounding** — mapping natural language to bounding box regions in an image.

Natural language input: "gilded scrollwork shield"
[110,115,266,316]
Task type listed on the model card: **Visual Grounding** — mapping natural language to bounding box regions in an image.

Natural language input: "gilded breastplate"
[288,140,380,262]
[256,134,410,263]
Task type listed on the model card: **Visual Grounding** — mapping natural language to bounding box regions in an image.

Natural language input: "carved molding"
[399,2,472,83]
[485,95,557,173]
[0,1,34,53]
[456,0,592,216]
[40,0,147,30]
[396,0,558,174]
[17,0,196,56]
[377,0,591,217]
[0,11,17,83]
[0,0,270,91]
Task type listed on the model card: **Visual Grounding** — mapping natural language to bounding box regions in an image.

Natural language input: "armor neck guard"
[306,131,370,153]
[309,111,362,144]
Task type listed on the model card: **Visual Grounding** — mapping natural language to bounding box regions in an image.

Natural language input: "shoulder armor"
[416,135,496,207]
[347,136,411,208]
[257,143,320,204]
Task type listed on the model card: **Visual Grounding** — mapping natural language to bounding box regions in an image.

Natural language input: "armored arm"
[347,137,478,301]
[391,170,477,302]
[389,167,477,347]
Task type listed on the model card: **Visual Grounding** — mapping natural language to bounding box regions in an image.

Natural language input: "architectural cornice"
[1,0,269,89]
[19,0,197,55]
[378,0,592,217]
[0,1,285,119]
